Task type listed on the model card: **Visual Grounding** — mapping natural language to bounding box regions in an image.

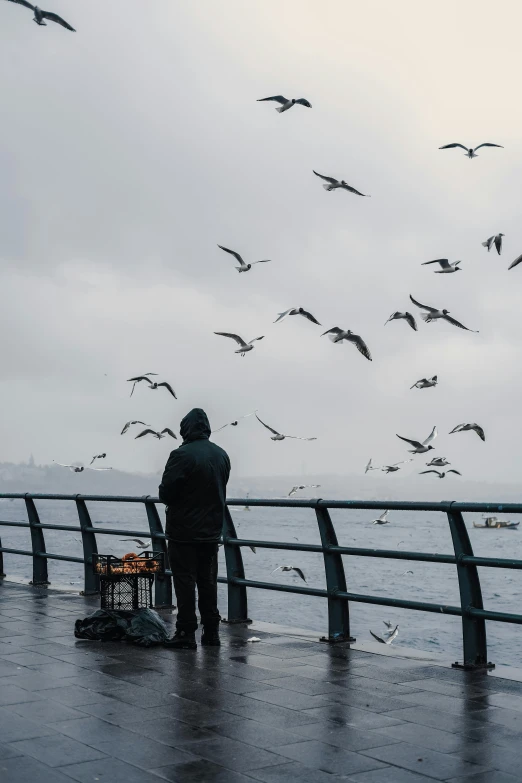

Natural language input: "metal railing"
[1,493,522,670]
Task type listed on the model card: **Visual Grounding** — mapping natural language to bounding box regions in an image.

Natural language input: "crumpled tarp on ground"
[74,607,169,646]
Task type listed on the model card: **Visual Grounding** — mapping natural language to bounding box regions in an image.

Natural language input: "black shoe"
[201,628,221,647]
[164,631,197,650]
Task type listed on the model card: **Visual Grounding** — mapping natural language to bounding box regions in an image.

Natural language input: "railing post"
[0,529,5,579]
[144,497,172,607]
[222,506,251,624]
[446,504,493,670]
[25,496,49,587]
[75,497,99,595]
[315,503,354,643]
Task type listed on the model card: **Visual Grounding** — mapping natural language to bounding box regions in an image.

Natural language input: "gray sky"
[1,0,520,484]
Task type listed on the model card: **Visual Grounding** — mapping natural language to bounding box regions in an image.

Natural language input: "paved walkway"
[1,582,522,782]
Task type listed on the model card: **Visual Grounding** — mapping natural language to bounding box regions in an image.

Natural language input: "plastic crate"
[92,552,163,577]
[92,552,164,611]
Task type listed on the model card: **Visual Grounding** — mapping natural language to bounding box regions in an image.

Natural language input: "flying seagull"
[255,413,316,441]
[409,295,478,332]
[411,376,437,390]
[218,245,270,273]
[127,376,176,399]
[365,458,378,474]
[427,457,450,467]
[257,95,312,113]
[381,460,413,473]
[370,624,399,644]
[121,421,150,435]
[288,485,321,497]
[121,538,151,550]
[213,411,257,433]
[383,621,393,630]
[508,254,522,270]
[313,171,369,196]
[397,426,437,454]
[135,428,177,440]
[371,511,390,525]
[439,142,503,158]
[419,469,462,479]
[422,259,462,274]
[90,453,106,465]
[5,0,75,30]
[53,462,113,473]
[271,565,307,583]
[321,328,372,360]
[449,423,485,441]
[127,373,158,396]
[385,312,417,331]
[274,307,321,326]
[482,234,504,255]
[214,332,264,356]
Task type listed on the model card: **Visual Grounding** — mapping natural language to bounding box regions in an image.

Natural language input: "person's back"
[159,408,230,649]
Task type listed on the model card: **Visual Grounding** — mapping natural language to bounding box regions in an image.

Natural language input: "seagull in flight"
[218,245,271,273]
[482,234,504,255]
[127,376,176,399]
[274,307,321,326]
[409,295,478,332]
[422,259,462,274]
[90,453,106,466]
[509,254,522,270]
[313,171,369,196]
[370,624,399,644]
[449,423,485,441]
[321,328,372,360]
[439,142,503,158]
[121,538,151,550]
[427,457,450,467]
[381,460,413,473]
[214,332,264,356]
[397,426,437,454]
[385,312,417,331]
[419,469,462,479]
[53,462,113,473]
[371,511,390,524]
[365,458,378,474]
[255,413,316,441]
[5,0,75,30]
[271,565,307,583]
[257,95,312,113]
[288,485,321,497]
[121,421,150,435]
[135,428,177,440]
[213,411,257,433]
[411,376,437,390]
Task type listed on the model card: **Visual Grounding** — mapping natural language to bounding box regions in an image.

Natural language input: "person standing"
[159,408,230,649]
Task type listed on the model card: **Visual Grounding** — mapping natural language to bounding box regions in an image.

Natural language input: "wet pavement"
[1,581,522,782]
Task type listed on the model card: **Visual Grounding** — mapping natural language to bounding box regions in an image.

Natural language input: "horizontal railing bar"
[461,555,522,569]
[0,547,34,557]
[0,521,30,528]
[83,527,160,538]
[34,524,81,533]
[0,494,158,502]
[469,607,522,625]
[35,551,86,564]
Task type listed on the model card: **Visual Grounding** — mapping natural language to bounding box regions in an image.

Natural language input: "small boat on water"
[473,516,520,530]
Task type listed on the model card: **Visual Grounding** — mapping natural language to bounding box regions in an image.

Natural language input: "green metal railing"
[1,493,521,669]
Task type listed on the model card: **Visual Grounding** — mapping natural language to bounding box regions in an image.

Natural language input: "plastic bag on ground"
[74,607,169,647]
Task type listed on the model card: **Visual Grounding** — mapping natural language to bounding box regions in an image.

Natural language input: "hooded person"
[159,408,230,649]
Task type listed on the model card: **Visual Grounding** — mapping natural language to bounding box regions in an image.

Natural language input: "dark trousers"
[168,542,220,632]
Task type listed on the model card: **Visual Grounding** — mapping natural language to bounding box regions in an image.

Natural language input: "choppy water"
[1,498,521,667]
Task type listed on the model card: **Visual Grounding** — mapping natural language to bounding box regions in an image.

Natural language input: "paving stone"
[174,735,285,772]
[8,734,107,767]
[302,703,405,730]
[152,759,260,782]
[59,757,168,782]
[126,716,218,745]
[9,699,88,724]
[208,717,307,749]
[0,706,57,743]
[241,687,331,711]
[361,741,490,780]
[273,739,388,775]
[0,755,77,783]
[350,768,441,783]
[0,684,43,706]
[446,772,521,783]
[249,760,349,782]
[290,720,402,751]
[373,721,479,753]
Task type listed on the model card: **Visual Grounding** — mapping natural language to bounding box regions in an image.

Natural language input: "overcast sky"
[0,0,521,485]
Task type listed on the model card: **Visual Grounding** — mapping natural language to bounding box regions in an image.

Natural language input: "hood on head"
[180,408,211,443]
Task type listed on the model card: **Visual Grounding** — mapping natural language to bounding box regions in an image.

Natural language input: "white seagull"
[257,95,312,113]
[90,453,106,465]
[53,462,113,473]
[121,421,150,435]
[365,458,378,474]
[396,426,437,454]
[126,373,157,396]
[135,428,177,440]
[255,413,316,442]
[288,485,321,497]
[218,245,271,273]
[422,259,462,274]
[371,511,390,525]
[381,460,413,473]
[274,307,321,326]
[482,234,504,255]
[370,624,399,644]
[5,0,75,30]
[214,332,264,356]
[121,538,152,550]
[509,254,522,270]
[385,312,417,331]
[127,376,176,399]
[419,469,462,479]
[411,376,438,390]
[321,327,372,361]
[313,171,369,196]
[427,457,450,467]
[213,411,258,433]
[439,142,503,158]
[409,295,478,332]
[271,565,307,583]
[449,423,485,441]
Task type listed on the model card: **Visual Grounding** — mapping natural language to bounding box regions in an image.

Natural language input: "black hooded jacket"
[158,408,230,543]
